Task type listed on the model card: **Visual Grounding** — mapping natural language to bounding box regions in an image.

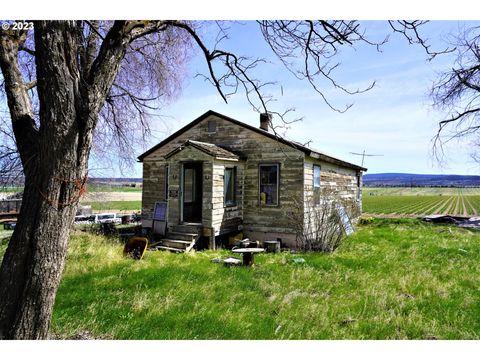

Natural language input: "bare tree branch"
[388,20,455,61]
[257,20,386,112]
[430,26,480,162]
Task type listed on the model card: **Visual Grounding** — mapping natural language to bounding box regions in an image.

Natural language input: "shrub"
[285,188,360,252]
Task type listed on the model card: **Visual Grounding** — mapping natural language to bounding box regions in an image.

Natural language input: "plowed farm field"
[363,188,480,216]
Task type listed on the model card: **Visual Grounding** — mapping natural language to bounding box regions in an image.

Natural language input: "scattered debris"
[422,215,467,224]
[458,217,480,230]
[339,318,357,326]
[223,257,242,266]
[211,257,242,266]
[422,215,480,230]
[233,238,259,249]
[123,236,148,260]
[263,240,281,253]
[399,293,415,299]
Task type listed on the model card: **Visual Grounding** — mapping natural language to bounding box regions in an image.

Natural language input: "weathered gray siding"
[141,113,364,247]
[211,160,244,235]
[142,114,305,236]
[141,160,167,220]
[304,156,362,220]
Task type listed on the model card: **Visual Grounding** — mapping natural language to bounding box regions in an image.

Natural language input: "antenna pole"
[349,150,384,167]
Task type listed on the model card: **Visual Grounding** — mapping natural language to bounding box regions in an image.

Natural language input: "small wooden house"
[138,110,366,250]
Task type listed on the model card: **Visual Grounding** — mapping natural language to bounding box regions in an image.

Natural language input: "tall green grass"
[49,219,480,339]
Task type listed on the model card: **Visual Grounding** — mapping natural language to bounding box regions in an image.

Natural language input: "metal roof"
[138,110,367,171]
[164,140,242,161]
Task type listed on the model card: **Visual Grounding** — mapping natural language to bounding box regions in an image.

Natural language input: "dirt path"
[453,196,460,215]
[464,196,478,216]
[461,196,468,216]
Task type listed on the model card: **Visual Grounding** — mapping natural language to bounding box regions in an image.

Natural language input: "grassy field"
[11,219,472,339]
[0,227,14,253]
[86,184,142,193]
[0,186,23,194]
[80,200,141,212]
[363,187,480,216]
[0,184,141,197]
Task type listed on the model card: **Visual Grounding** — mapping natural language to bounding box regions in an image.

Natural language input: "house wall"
[141,160,167,223]
[141,114,305,241]
[303,156,362,222]
[211,160,244,235]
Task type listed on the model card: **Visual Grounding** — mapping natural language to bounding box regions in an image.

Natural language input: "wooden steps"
[152,225,200,253]
[155,245,184,253]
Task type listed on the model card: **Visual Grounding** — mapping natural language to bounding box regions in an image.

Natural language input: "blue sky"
[1,7,478,178]
[116,20,480,178]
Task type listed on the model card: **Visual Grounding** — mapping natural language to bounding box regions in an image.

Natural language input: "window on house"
[207,120,216,133]
[259,164,279,206]
[224,167,236,207]
[313,165,321,205]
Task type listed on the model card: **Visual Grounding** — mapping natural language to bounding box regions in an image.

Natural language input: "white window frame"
[224,167,236,207]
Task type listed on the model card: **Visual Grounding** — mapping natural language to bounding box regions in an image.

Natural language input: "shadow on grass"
[53,254,278,339]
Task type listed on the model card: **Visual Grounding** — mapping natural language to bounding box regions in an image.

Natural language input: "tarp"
[422,215,480,230]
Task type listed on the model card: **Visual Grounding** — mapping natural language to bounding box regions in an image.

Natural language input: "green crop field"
[81,200,141,211]
[0,184,142,195]
[86,184,142,193]
[363,188,480,216]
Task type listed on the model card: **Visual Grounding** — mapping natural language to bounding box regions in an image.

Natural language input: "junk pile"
[422,215,480,230]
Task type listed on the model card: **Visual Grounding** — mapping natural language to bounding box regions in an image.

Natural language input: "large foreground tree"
[0,20,436,339]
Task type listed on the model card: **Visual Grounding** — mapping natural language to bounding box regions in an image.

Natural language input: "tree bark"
[0,20,137,339]
[0,21,93,339]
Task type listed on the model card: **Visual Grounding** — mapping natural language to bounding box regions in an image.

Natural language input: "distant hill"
[363,173,480,187]
[89,177,142,183]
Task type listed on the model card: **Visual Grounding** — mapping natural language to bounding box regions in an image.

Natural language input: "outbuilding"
[138,110,366,250]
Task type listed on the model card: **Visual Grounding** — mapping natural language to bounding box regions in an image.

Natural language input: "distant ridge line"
[364,173,480,187]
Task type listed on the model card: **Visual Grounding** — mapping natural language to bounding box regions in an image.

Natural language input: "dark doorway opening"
[182,162,203,223]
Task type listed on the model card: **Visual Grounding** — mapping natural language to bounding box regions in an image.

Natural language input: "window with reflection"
[313,165,321,205]
[259,164,279,206]
[224,167,236,206]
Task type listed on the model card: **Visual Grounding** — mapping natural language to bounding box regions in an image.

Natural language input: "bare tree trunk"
[0,162,85,339]
[0,21,93,339]
[0,20,134,339]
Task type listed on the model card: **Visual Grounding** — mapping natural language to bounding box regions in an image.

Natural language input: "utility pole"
[349,150,384,167]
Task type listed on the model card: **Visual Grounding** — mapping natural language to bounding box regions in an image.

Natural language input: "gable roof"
[165,140,242,161]
[138,110,367,171]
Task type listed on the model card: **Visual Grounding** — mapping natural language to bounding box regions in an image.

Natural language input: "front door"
[182,162,203,223]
